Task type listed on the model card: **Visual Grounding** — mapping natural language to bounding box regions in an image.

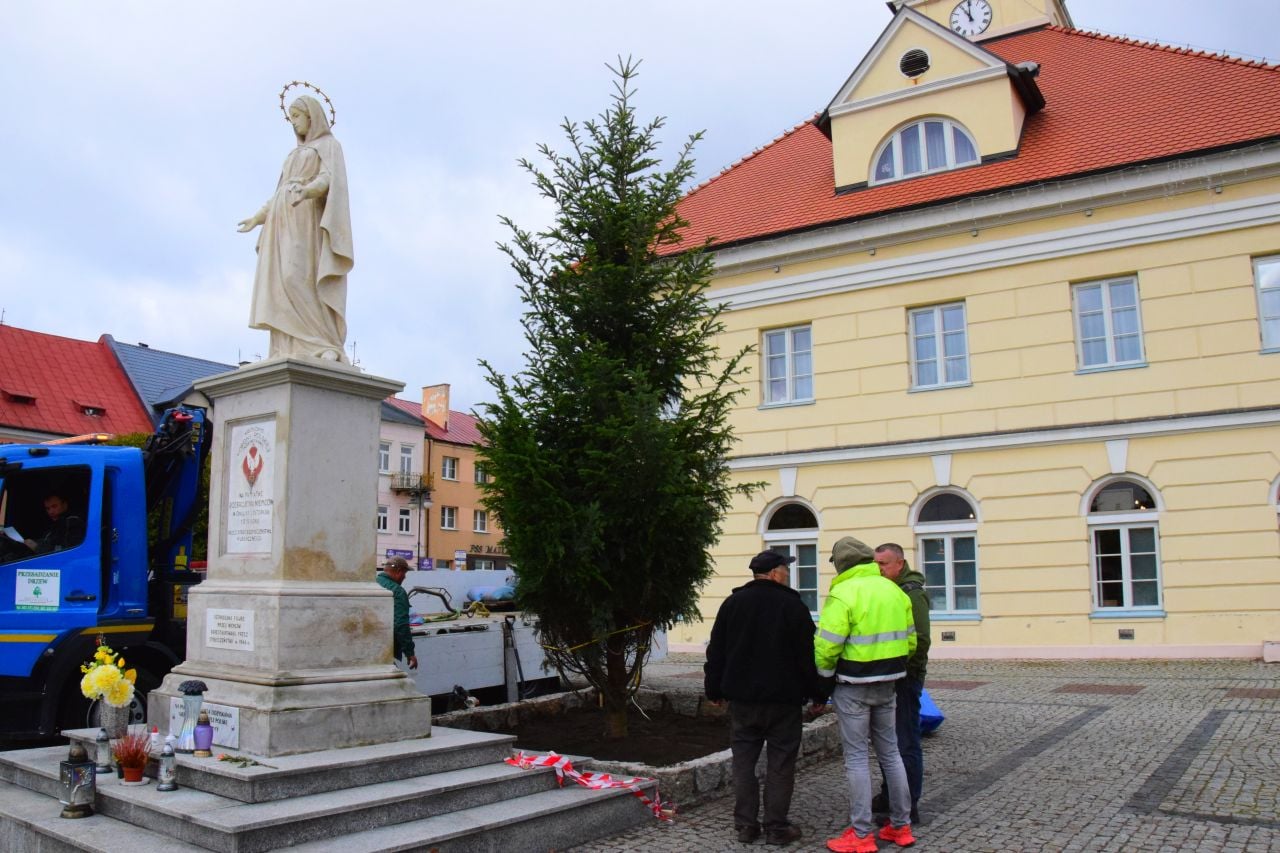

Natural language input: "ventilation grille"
[900,49,930,78]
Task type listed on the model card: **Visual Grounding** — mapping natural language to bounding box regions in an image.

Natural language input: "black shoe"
[870,793,889,815]
[911,805,921,825]
[765,823,803,845]
[736,825,761,844]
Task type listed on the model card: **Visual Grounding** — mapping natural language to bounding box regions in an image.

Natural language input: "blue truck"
[0,408,208,739]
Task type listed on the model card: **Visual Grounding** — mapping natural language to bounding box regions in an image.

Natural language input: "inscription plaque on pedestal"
[226,419,275,555]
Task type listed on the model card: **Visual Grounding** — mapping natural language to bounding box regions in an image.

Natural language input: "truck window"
[0,466,91,564]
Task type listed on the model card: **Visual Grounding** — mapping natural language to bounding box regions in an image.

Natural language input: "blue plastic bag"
[920,687,944,734]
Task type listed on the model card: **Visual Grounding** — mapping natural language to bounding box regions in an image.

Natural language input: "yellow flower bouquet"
[80,642,137,708]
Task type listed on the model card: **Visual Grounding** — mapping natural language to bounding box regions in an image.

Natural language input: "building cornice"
[727,407,1280,471]
[709,142,1280,295]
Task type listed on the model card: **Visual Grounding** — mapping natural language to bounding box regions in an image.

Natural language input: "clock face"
[950,0,993,37]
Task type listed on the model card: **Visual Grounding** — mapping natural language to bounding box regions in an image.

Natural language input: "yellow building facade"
[673,0,1280,658]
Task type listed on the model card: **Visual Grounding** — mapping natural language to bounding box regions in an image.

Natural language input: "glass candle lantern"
[175,693,203,753]
[156,741,178,791]
[59,743,96,819]
[94,728,113,775]
[193,709,215,757]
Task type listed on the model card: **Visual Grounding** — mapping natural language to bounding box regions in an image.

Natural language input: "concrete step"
[0,783,205,853]
[5,749,568,853]
[286,783,661,853]
[58,725,516,802]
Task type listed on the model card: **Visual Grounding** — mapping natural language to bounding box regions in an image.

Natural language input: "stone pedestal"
[150,358,432,756]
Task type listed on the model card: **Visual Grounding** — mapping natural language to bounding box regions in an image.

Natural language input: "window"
[1086,479,1162,612]
[441,457,458,480]
[474,510,488,533]
[474,463,489,485]
[1073,276,1145,369]
[914,491,979,615]
[872,119,978,184]
[762,326,813,406]
[376,505,388,533]
[399,445,413,475]
[440,506,457,530]
[1254,255,1280,350]
[910,302,969,388]
[378,442,391,473]
[762,501,820,612]
[398,508,412,534]
[474,558,496,571]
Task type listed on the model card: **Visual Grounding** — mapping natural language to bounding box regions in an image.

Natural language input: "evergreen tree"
[478,59,756,739]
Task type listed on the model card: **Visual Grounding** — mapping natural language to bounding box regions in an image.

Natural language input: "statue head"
[288,96,331,143]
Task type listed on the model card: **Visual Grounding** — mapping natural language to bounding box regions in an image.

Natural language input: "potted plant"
[113,731,151,783]
[79,640,137,737]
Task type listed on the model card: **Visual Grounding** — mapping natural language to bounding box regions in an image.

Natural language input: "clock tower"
[893,0,1073,41]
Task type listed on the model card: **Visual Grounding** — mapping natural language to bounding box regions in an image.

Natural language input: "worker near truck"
[377,556,418,670]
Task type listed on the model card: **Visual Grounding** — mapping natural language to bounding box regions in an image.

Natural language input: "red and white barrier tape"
[505,750,675,822]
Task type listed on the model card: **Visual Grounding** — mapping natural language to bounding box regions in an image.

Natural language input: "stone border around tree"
[434,687,843,808]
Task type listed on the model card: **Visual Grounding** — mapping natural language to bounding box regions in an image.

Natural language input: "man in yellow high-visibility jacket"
[815,537,918,853]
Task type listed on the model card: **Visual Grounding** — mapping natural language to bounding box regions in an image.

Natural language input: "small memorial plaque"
[169,698,240,749]
[226,418,276,555]
[206,609,255,651]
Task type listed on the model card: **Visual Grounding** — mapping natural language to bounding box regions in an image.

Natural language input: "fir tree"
[478,58,757,739]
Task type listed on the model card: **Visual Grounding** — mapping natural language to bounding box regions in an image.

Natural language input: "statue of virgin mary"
[237,94,353,362]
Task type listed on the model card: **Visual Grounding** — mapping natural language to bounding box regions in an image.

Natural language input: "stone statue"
[238,93,352,363]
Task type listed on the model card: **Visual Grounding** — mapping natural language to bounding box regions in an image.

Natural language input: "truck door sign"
[16,570,60,611]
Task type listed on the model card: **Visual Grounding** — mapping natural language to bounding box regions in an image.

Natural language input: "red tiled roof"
[384,396,486,446]
[0,325,154,438]
[672,26,1280,251]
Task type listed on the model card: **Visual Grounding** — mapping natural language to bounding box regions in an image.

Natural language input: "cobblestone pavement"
[573,655,1280,852]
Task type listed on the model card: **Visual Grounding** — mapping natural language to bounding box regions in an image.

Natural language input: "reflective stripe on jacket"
[814,561,916,684]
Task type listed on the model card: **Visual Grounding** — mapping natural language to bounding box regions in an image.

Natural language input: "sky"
[2,1,1274,414]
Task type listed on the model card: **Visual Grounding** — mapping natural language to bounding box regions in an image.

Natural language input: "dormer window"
[871,118,979,184]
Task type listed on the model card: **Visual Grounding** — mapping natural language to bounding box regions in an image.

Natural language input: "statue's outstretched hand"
[237,212,265,232]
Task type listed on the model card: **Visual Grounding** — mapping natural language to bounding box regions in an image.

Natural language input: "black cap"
[749,550,796,573]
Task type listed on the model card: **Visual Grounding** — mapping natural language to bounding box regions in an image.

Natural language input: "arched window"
[871,118,979,184]
[761,500,820,613]
[1084,476,1162,612]
[912,489,979,616]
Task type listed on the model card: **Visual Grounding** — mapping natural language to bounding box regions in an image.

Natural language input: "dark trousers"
[878,676,923,809]
[729,701,802,831]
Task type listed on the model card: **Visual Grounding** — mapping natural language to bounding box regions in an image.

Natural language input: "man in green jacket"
[872,543,930,825]
[815,536,917,853]
[377,557,417,670]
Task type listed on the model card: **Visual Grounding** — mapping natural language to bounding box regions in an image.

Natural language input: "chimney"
[422,384,450,431]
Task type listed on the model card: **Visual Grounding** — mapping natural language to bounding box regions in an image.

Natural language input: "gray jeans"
[832,681,911,834]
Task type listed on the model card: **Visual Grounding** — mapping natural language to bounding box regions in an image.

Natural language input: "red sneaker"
[878,823,916,847]
[826,827,879,853]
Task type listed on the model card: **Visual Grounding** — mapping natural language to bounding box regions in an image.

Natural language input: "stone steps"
[0,727,656,852]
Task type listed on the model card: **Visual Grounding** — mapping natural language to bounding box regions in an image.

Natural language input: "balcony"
[390,472,434,493]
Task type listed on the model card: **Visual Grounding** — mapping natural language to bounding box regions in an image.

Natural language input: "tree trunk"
[602,634,630,739]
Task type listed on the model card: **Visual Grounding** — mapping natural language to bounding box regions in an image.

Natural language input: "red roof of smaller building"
[384,396,486,446]
[672,26,1280,251]
[0,325,154,438]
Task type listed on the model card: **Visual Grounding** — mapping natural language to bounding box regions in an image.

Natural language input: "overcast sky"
[2,1,1274,413]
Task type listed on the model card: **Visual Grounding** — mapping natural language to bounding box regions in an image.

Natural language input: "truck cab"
[0,409,205,738]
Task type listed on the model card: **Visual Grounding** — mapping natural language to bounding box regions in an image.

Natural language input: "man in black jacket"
[705,550,823,846]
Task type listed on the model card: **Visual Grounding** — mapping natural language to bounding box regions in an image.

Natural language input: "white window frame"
[870,118,979,185]
[916,529,979,616]
[399,445,414,475]
[440,506,457,530]
[762,325,813,406]
[474,463,489,485]
[1088,522,1162,612]
[1072,276,1146,370]
[1254,254,1280,352]
[441,456,458,481]
[474,558,496,571]
[376,505,388,533]
[378,442,391,473]
[473,509,488,533]
[397,507,412,535]
[909,302,970,389]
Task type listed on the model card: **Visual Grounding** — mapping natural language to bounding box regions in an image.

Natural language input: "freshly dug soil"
[506,705,730,766]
